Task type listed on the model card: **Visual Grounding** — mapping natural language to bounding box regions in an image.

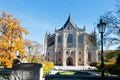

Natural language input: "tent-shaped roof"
[59,15,80,30]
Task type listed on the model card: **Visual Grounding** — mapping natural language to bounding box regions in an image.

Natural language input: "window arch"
[67,34,73,43]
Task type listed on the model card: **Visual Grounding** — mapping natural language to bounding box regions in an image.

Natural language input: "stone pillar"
[63,50,66,66]
[75,49,78,66]
[84,46,88,66]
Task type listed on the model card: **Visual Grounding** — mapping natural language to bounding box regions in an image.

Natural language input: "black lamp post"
[97,19,106,79]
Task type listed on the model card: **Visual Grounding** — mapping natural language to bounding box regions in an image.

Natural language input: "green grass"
[59,71,75,75]
[0,66,4,68]
[0,76,2,80]
[56,71,91,76]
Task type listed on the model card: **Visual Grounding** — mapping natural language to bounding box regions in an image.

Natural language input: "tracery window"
[67,34,73,43]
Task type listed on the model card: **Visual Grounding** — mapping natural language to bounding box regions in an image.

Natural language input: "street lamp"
[97,19,106,79]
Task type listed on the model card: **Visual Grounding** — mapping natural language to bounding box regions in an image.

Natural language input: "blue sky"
[0,0,116,45]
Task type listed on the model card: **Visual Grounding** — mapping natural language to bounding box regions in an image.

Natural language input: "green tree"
[116,55,120,65]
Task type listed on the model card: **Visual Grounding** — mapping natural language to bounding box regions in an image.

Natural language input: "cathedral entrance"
[66,56,73,66]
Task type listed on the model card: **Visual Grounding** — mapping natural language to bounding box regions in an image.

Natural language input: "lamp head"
[97,19,106,33]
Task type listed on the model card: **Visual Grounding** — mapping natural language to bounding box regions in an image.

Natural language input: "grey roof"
[47,34,55,47]
[59,15,80,30]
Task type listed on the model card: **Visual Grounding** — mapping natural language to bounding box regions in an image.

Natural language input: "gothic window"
[58,36,62,43]
[67,34,73,43]
[78,35,82,42]
[88,52,91,61]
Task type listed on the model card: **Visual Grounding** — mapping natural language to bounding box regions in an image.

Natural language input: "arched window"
[78,35,82,42]
[58,36,62,43]
[67,34,73,43]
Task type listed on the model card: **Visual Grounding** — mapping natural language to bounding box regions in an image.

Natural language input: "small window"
[79,52,81,54]
[79,58,81,61]
[71,51,73,54]
[48,58,49,61]
[48,52,49,55]
[66,51,69,54]
[88,52,91,61]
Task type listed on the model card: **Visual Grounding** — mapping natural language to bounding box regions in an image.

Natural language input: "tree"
[0,11,29,68]
[24,39,43,63]
[116,55,120,65]
[105,50,120,63]
[99,0,120,48]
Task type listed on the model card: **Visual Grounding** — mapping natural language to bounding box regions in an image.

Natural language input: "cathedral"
[44,15,98,66]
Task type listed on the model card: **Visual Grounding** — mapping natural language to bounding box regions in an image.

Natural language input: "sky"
[0,0,116,48]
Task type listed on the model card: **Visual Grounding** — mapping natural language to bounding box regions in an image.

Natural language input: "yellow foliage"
[43,61,54,74]
[0,11,29,68]
[108,58,116,64]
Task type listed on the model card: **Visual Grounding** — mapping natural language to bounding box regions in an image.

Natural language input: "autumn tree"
[0,11,29,68]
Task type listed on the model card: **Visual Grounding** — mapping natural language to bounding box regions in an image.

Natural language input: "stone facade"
[44,15,98,66]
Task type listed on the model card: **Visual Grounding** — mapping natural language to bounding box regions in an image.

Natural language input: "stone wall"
[0,63,43,80]
[45,75,120,80]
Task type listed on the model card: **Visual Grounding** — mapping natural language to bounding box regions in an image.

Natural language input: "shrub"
[13,59,20,64]
[108,65,120,75]
[89,62,98,67]
[96,63,101,70]
[116,55,120,65]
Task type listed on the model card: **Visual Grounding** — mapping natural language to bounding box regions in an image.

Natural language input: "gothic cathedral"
[44,15,98,66]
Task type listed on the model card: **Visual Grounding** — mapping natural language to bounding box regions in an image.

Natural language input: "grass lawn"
[56,70,92,76]
[0,66,4,68]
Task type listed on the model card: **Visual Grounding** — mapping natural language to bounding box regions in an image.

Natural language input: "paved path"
[53,66,96,70]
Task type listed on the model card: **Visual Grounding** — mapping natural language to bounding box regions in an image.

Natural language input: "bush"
[116,55,120,65]
[108,65,120,75]
[13,59,20,64]
[96,63,101,70]
[89,62,98,67]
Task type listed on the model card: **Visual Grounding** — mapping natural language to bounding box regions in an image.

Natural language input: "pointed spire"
[45,29,48,37]
[83,25,86,31]
[93,28,96,36]
[68,13,71,22]
[55,27,57,31]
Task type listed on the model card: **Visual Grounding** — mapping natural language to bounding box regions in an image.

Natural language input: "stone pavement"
[53,66,96,70]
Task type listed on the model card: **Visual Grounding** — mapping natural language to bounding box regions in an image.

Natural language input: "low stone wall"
[0,63,43,80]
[45,75,120,80]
